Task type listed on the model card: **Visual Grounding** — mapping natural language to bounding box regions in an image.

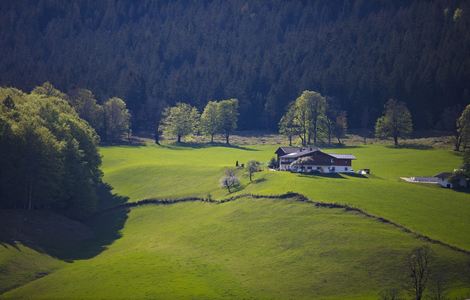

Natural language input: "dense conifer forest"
[0,0,469,130]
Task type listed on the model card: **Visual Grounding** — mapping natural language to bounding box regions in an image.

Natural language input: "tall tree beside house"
[200,101,220,143]
[323,98,346,145]
[280,90,327,146]
[457,104,470,151]
[295,90,327,145]
[217,98,238,144]
[279,102,300,146]
[305,91,327,145]
[375,99,413,146]
[334,111,348,144]
[161,102,200,143]
[103,97,131,142]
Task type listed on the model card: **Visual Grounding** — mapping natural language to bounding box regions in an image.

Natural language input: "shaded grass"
[3,199,469,299]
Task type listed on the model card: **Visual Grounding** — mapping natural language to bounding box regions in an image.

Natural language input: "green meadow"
[101,143,470,251]
[2,141,470,299]
[3,199,470,299]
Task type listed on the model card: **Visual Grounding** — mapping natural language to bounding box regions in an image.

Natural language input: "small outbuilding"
[435,172,468,189]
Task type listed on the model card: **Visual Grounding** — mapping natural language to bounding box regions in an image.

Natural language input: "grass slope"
[100,143,470,251]
[0,243,64,294]
[3,198,469,299]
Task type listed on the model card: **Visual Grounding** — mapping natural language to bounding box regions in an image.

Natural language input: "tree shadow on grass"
[0,183,130,262]
[386,143,433,150]
[100,136,147,147]
[318,144,365,149]
[160,141,258,151]
[342,173,368,179]
[297,172,347,179]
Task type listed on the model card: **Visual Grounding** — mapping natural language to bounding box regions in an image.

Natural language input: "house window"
[345,167,348,171]
[307,166,312,170]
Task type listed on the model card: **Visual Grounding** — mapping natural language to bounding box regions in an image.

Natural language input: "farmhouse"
[275,147,356,173]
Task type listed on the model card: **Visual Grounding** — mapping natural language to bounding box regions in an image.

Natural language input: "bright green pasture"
[4,199,469,299]
[100,143,470,251]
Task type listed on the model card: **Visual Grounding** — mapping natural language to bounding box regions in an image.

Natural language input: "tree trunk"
[155,133,160,145]
[288,135,292,146]
[249,172,252,182]
[328,126,332,145]
[313,117,318,145]
[177,135,181,143]
[227,185,231,193]
[211,134,214,143]
[225,133,229,144]
[454,133,461,151]
[394,135,398,146]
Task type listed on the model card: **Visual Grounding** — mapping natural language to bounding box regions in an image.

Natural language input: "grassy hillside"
[100,143,470,251]
[3,198,469,299]
[3,141,470,299]
[0,243,64,294]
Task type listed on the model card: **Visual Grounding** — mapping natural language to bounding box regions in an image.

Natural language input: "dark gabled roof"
[275,147,301,155]
[281,147,320,158]
[435,172,453,179]
[280,147,356,161]
[329,154,357,160]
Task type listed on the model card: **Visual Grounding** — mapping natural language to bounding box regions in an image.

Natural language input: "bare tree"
[219,168,240,193]
[378,288,403,300]
[407,246,433,300]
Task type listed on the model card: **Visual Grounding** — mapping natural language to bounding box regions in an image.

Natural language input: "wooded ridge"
[0,0,469,130]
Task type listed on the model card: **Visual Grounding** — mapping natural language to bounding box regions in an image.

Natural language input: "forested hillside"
[0,0,469,130]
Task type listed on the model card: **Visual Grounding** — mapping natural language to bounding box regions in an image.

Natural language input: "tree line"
[0,83,131,218]
[158,98,239,144]
[0,1,469,132]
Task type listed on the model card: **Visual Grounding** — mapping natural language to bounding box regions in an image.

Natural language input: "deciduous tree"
[103,97,131,142]
[217,99,238,144]
[246,160,261,182]
[407,246,433,300]
[161,102,199,143]
[279,102,300,146]
[200,101,220,143]
[457,104,470,150]
[68,88,104,137]
[375,99,413,146]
